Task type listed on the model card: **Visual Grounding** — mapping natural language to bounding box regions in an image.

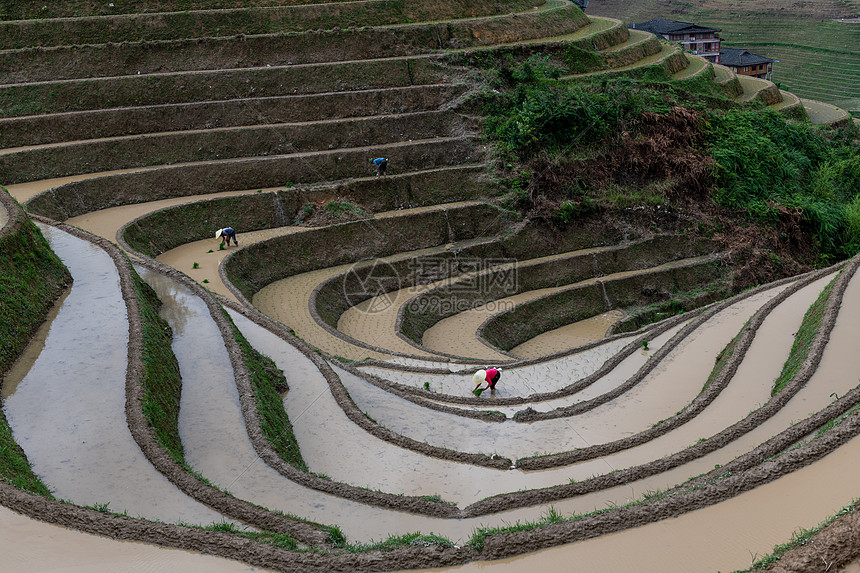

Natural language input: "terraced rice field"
[584,1,860,112]
[708,18,860,112]
[2,1,859,571]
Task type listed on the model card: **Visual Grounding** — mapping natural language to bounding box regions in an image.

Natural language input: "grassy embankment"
[132,263,306,470]
[0,191,71,496]
[223,311,307,471]
[770,278,834,395]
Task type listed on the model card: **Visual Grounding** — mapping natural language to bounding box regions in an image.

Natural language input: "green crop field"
[588,1,860,113]
[701,16,860,112]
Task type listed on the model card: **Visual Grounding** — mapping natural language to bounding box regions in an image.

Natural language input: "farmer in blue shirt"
[215,227,238,247]
[373,157,388,177]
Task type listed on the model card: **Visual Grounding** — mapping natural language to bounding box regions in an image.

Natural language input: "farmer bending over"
[215,227,238,247]
[473,367,502,395]
[373,157,388,177]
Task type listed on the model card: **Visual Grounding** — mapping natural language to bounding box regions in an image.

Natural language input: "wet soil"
[67,188,260,244]
[510,309,626,358]
[0,505,262,573]
[422,255,718,359]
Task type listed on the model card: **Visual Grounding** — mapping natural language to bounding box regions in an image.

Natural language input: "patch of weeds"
[323,200,367,219]
[346,532,454,554]
[132,267,184,463]
[771,278,834,395]
[202,279,209,283]
[814,402,860,440]
[327,525,346,547]
[419,494,457,506]
[204,522,298,550]
[222,310,306,471]
[294,203,314,225]
[641,488,666,501]
[423,381,431,391]
[742,502,857,571]
[701,329,742,393]
[192,262,199,269]
[87,502,111,513]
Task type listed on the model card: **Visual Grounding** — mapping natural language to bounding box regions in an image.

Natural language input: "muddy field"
[2,1,860,572]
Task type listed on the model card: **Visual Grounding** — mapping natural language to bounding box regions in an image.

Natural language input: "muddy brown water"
[221,305,649,537]
[4,170,858,570]
[145,268,702,541]
[2,226,229,526]
[346,282,791,463]
[510,309,627,358]
[141,268,566,541]
[338,254,626,362]
[338,272,502,360]
[408,430,860,573]
[66,188,263,244]
[3,226,854,573]
[421,255,717,358]
[358,327,665,405]
[156,225,309,304]
[0,505,265,573]
[255,242,495,362]
[4,168,168,204]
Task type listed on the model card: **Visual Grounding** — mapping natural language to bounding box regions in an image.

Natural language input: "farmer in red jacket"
[473,367,502,395]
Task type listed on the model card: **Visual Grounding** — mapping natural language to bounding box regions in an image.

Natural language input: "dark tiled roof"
[628,18,720,35]
[719,47,775,66]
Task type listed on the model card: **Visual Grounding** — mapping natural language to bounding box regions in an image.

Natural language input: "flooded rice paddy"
[2,226,230,526]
